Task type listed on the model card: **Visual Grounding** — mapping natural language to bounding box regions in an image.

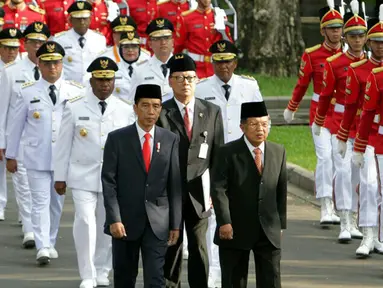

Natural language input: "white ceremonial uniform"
[54,91,135,282]
[0,58,8,217]
[0,57,38,233]
[52,29,106,85]
[5,78,86,252]
[98,45,151,64]
[195,73,263,288]
[128,54,173,102]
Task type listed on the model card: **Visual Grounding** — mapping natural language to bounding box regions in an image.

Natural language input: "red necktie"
[143,133,151,172]
[184,107,192,140]
[254,148,263,174]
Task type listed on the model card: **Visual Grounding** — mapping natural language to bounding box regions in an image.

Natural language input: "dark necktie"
[99,101,107,115]
[222,84,231,101]
[79,36,85,48]
[34,66,40,81]
[142,133,151,172]
[161,64,168,78]
[128,65,133,77]
[49,85,57,105]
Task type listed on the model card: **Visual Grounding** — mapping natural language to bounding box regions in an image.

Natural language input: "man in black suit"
[157,53,224,288]
[101,84,182,288]
[211,101,287,288]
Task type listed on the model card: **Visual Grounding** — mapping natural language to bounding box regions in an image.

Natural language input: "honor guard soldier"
[314,0,367,243]
[195,39,263,288]
[0,22,49,247]
[127,0,158,48]
[38,0,74,36]
[129,17,174,101]
[337,13,383,257]
[52,1,106,85]
[174,0,233,79]
[0,7,5,31]
[0,27,22,221]
[157,0,189,28]
[5,41,86,266]
[284,0,343,226]
[54,57,135,288]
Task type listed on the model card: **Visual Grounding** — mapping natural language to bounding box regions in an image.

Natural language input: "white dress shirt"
[244,136,265,165]
[135,122,155,157]
[174,96,196,127]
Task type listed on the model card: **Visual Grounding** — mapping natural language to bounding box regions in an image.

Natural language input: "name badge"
[198,143,208,159]
[30,99,40,103]
[145,76,154,80]
[54,7,63,11]
[194,24,203,29]
[205,97,215,100]
[168,11,176,16]
[79,116,90,120]
[64,46,72,49]
[16,80,25,83]
[115,76,122,79]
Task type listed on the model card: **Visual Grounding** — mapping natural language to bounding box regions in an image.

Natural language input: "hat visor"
[92,71,115,79]
[119,39,141,45]
[370,37,383,42]
[70,11,91,18]
[345,29,367,35]
[26,33,48,41]
[39,53,63,61]
[149,30,173,38]
[113,25,135,32]
[325,23,343,28]
[0,39,20,47]
[212,53,237,62]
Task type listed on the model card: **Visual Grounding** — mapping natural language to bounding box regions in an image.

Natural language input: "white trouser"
[27,170,64,250]
[0,158,7,211]
[359,145,379,227]
[376,155,383,240]
[72,190,112,280]
[311,126,333,199]
[206,209,220,278]
[183,224,188,251]
[331,136,359,211]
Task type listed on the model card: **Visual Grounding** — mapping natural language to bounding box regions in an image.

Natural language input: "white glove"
[337,139,347,159]
[352,151,364,168]
[283,109,295,123]
[312,123,322,136]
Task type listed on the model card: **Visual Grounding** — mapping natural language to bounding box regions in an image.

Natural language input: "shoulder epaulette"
[115,96,133,105]
[181,9,195,17]
[0,2,4,7]
[240,75,256,81]
[141,48,151,56]
[305,44,321,54]
[197,78,208,84]
[373,67,383,74]
[326,52,342,62]
[68,80,85,89]
[21,81,36,89]
[29,4,45,15]
[137,59,148,66]
[350,59,368,68]
[157,0,170,5]
[54,31,66,38]
[93,29,104,36]
[98,48,108,56]
[4,61,16,69]
[68,95,84,103]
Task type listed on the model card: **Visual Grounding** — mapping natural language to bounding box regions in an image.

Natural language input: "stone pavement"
[1,176,383,287]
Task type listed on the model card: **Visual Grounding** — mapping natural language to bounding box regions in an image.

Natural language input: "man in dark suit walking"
[211,101,287,288]
[158,53,224,288]
[101,84,182,288]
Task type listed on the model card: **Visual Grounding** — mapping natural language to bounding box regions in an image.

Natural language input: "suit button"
[146,184,149,187]
[145,200,148,202]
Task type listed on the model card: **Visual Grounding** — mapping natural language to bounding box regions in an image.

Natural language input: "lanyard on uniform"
[113,45,121,63]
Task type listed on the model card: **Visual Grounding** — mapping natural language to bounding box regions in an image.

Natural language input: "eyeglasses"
[246,122,269,129]
[170,75,197,83]
[150,36,172,42]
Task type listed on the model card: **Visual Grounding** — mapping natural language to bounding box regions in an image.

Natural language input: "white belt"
[312,93,320,102]
[379,125,383,135]
[140,37,147,45]
[334,103,345,113]
[188,52,212,63]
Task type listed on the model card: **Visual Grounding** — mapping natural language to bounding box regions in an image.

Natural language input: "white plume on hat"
[327,0,334,9]
[380,4,383,22]
[350,0,359,15]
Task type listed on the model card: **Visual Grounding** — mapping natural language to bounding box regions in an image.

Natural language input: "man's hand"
[54,181,67,195]
[110,222,126,239]
[352,151,364,168]
[337,139,347,159]
[283,109,295,123]
[0,149,5,161]
[219,223,233,240]
[6,158,17,173]
[167,229,180,246]
[312,123,322,136]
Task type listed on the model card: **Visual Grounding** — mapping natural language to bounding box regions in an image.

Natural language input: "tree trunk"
[237,0,304,77]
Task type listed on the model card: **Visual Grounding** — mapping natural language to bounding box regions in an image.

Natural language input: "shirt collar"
[152,53,173,68]
[214,74,234,87]
[88,89,112,108]
[73,29,89,40]
[25,56,37,70]
[135,121,155,140]
[40,76,63,92]
[244,136,264,155]
[174,96,196,114]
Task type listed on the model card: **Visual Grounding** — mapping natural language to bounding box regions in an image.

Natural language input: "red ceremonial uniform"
[337,58,382,142]
[314,51,365,133]
[89,1,112,46]
[157,0,189,27]
[174,8,233,79]
[127,0,158,46]
[287,42,341,125]
[354,68,383,154]
[38,0,73,36]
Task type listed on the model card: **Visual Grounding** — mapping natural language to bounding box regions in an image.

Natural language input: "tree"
[236,0,305,77]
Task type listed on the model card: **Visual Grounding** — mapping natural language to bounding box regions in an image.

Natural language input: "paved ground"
[1,176,383,288]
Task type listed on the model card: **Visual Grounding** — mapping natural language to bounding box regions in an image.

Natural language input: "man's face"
[321,27,342,44]
[368,40,383,59]
[148,36,173,58]
[197,0,211,9]
[169,71,197,102]
[70,17,91,35]
[25,39,45,58]
[10,0,24,5]
[213,59,237,83]
[134,98,162,127]
[38,59,63,83]
[90,77,115,99]
[0,45,19,64]
[345,33,367,53]
[121,44,140,62]
[240,116,269,146]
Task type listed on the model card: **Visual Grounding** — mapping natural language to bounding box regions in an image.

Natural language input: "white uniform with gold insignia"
[98,45,151,64]
[5,78,86,252]
[52,29,106,85]
[195,73,263,287]
[54,90,135,282]
[128,54,173,102]
[0,57,37,232]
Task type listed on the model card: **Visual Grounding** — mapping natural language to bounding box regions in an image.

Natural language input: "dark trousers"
[164,198,209,288]
[112,222,168,288]
[219,231,281,288]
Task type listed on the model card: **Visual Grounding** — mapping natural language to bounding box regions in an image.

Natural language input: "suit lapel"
[128,124,146,172]
[191,99,207,143]
[148,126,162,174]
[165,99,188,140]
